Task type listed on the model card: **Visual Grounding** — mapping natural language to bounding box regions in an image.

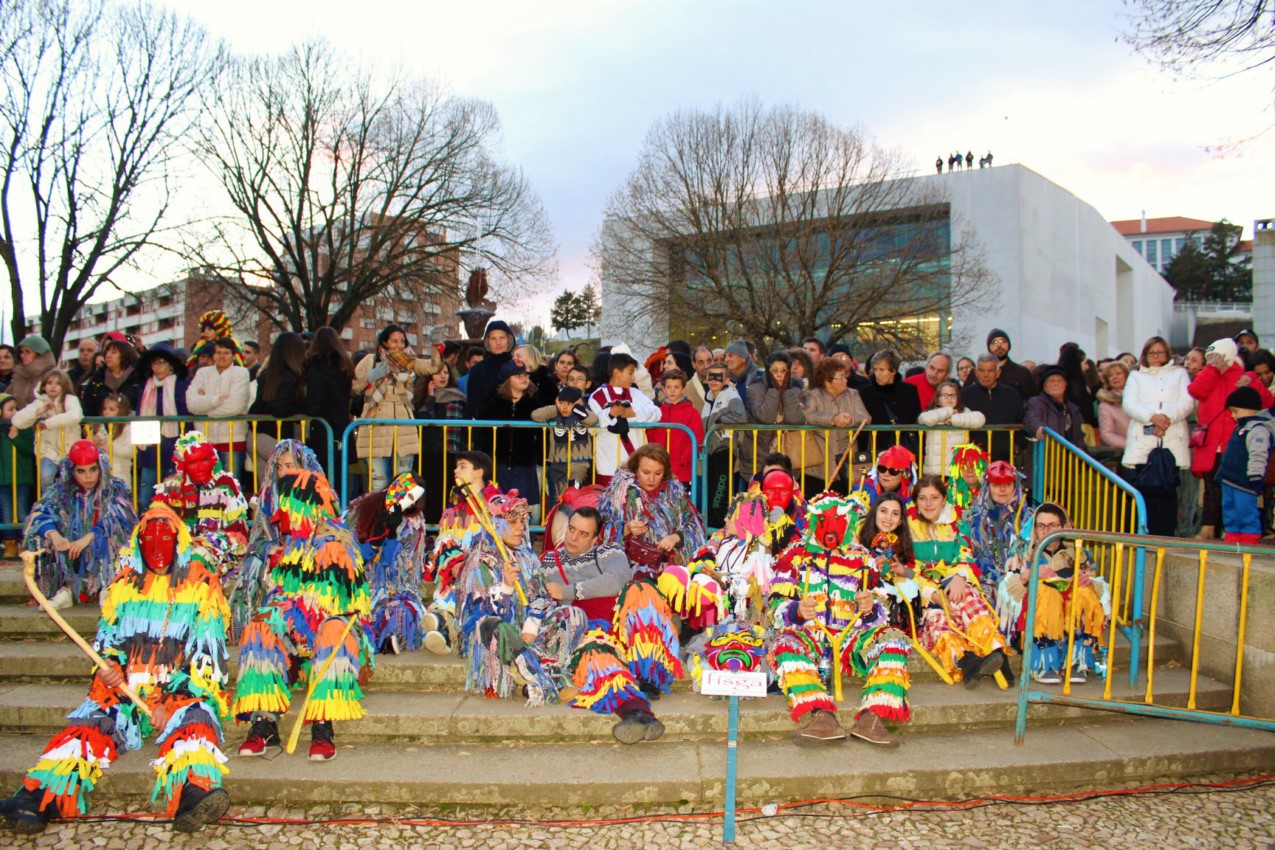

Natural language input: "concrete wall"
[1152,550,1275,720]
[1253,219,1275,345]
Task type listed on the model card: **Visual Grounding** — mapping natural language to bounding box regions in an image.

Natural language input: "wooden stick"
[825,421,869,490]
[901,590,955,685]
[285,613,359,755]
[457,478,528,606]
[20,550,152,718]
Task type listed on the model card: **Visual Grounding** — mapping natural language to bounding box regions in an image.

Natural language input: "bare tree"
[189,39,556,335]
[594,100,996,358]
[0,0,220,351]
[1122,0,1275,77]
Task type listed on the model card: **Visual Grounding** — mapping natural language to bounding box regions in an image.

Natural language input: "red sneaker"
[237,716,279,757]
[308,721,335,762]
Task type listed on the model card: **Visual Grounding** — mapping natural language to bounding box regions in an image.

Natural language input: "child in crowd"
[1215,386,1275,544]
[648,369,705,485]
[0,393,35,558]
[532,385,597,503]
[13,371,82,490]
[588,352,660,485]
[92,393,134,493]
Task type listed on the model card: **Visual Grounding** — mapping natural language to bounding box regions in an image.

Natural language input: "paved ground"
[3,774,1272,849]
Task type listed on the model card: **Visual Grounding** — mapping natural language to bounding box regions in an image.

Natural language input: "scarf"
[141,375,180,438]
[104,366,134,393]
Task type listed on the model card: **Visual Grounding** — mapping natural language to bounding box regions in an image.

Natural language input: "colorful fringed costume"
[766,495,911,732]
[232,440,326,636]
[152,432,248,577]
[946,444,989,509]
[23,444,137,601]
[233,471,372,730]
[966,464,1034,600]
[998,518,1108,679]
[423,482,500,644]
[910,504,1006,682]
[599,470,707,569]
[345,473,431,654]
[19,505,231,819]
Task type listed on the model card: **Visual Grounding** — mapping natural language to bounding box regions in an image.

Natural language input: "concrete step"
[0,718,1271,808]
[0,668,1233,744]
[0,566,26,605]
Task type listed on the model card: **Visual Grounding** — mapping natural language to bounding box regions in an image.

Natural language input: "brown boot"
[795,709,846,746]
[2,540,17,560]
[1195,525,1215,541]
[850,711,900,748]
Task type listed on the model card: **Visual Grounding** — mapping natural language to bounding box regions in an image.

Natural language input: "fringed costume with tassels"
[766,495,911,730]
[531,544,682,716]
[946,444,989,509]
[852,446,918,507]
[662,487,805,634]
[910,505,1006,682]
[424,483,501,628]
[186,310,244,367]
[345,473,431,654]
[861,531,922,634]
[966,475,1034,600]
[21,506,231,818]
[233,471,372,727]
[998,532,1108,676]
[232,440,326,638]
[23,452,136,601]
[152,434,248,577]
[599,470,707,571]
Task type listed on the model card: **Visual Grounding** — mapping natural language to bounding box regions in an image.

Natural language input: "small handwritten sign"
[700,670,767,698]
[131,420,161,446]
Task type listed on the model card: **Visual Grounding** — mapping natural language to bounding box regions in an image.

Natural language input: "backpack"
[1136,442,1178,496]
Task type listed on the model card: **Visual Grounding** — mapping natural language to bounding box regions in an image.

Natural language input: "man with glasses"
[997,504,1106,685]
[960,354,1024,464]
[702,365,747,525]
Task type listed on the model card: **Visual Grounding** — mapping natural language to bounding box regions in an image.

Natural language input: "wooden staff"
[285,613,359,754]
[825,421,869,492]
[456,478,527,606]
[901,590,955,685]
[20,550,152,718]
[936,582,1009,690]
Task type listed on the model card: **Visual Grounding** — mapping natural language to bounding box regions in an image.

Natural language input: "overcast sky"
[14,0,1274,335]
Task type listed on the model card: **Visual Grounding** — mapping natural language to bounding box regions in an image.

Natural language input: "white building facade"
[600,163,1175,364]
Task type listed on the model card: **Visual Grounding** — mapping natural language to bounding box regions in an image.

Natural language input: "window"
[1161,239,1173,262]
[1175,237,1186,255]
[1132,240,1143,256]
[1145,240,1157,266]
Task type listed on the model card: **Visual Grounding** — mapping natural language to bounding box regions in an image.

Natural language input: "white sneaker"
[1069,668,1088,684]
[1031,668,1061,685]
[48,587,73,611]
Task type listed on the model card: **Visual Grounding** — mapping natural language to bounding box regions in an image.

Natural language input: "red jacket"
[648,399,705,483]
[1187,362,1273,475]
[905,373,938,411]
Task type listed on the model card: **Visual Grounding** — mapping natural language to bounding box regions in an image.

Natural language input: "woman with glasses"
[702,364,747,526]
[1121,336,1194,536]
[854,445,917,507]
[797,357,871,497]
[916,379,985,476]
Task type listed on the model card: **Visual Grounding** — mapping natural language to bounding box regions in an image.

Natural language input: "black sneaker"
[172,784,231,833]
[638,682,662,702]
[309,720,336,762]
[237,715,280,757]
[0,786,52,834]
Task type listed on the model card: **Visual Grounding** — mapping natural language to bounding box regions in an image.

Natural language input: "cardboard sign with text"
[700,670,767,698]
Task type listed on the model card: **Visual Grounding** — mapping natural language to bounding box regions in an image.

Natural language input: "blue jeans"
[39,459,57,490]
[0,483,32,540]
[1221,484,1261,537]
[370,454,416,493]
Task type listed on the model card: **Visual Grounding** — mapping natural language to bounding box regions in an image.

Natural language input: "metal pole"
[723,694,740,844]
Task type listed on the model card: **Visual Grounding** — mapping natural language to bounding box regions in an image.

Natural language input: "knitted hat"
[986,328,1010,351]
[198,310,233,338]
[1206,338,1239,368]
[16,335,50,356]
[724,340,750,360]
[1039,365,1067,385]
[1226,386,1262,411]
[0,392,12,409]
[557,386,583,404]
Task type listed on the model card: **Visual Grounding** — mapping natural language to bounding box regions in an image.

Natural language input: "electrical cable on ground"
[54,774,1275,831]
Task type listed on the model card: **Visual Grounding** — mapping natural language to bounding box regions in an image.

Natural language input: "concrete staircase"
[0,562,1272,808]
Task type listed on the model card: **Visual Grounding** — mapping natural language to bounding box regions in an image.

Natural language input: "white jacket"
[1121,364,1194,467]
[185,364,251,448]
[94,423,133,489]
[917,406,986,474]
[13,393,83,464]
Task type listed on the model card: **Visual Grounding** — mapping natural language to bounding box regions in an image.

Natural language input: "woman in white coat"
[1121,336,1194,536]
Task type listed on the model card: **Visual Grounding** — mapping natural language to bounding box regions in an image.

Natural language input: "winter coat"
[79,366,143,418]
[417,385,470,455]
[1120,365,1193,467]
[917,405,986,474]
[797,386,871,475]
[531,404,597,465]
[476,391,543,467]
[302,354,352,471]
[702,385,747,454]
[995,358,1038,401]
[13,393,83,464]
[185,364,251,449]
[0,418,35,486]
[353,348,440,459]
[93,423,134,489]
[647,399,705,483]
[959,381,1024,463]
[742,376,805,472]
[1097,390,1130,450]
[1024,394,1086,447]
[464,350,512,415]
[858,373,921,452]
[1187,362,1274,476]
[8,351,57,409]
[249,370,304,442]
[1216,411,1275,495]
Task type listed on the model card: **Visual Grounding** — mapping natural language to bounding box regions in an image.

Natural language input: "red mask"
[139,518,177,572]
[761,470,796,512]
[68,439,100,468]
[180,444,218,485]
[816,510,850,550]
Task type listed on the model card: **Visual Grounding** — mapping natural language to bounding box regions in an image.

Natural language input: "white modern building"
[1110,215,1252,274]
[599,163,1175,363]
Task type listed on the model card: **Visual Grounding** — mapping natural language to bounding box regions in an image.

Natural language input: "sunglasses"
[877,465,904,475]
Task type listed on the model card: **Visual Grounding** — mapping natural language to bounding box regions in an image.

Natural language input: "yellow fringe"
[1034,586,1066,641]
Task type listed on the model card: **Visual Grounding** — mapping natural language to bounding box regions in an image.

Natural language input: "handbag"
[1188,422,1208,449]
[1136,441,1179,496]
[625,535,671,579]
